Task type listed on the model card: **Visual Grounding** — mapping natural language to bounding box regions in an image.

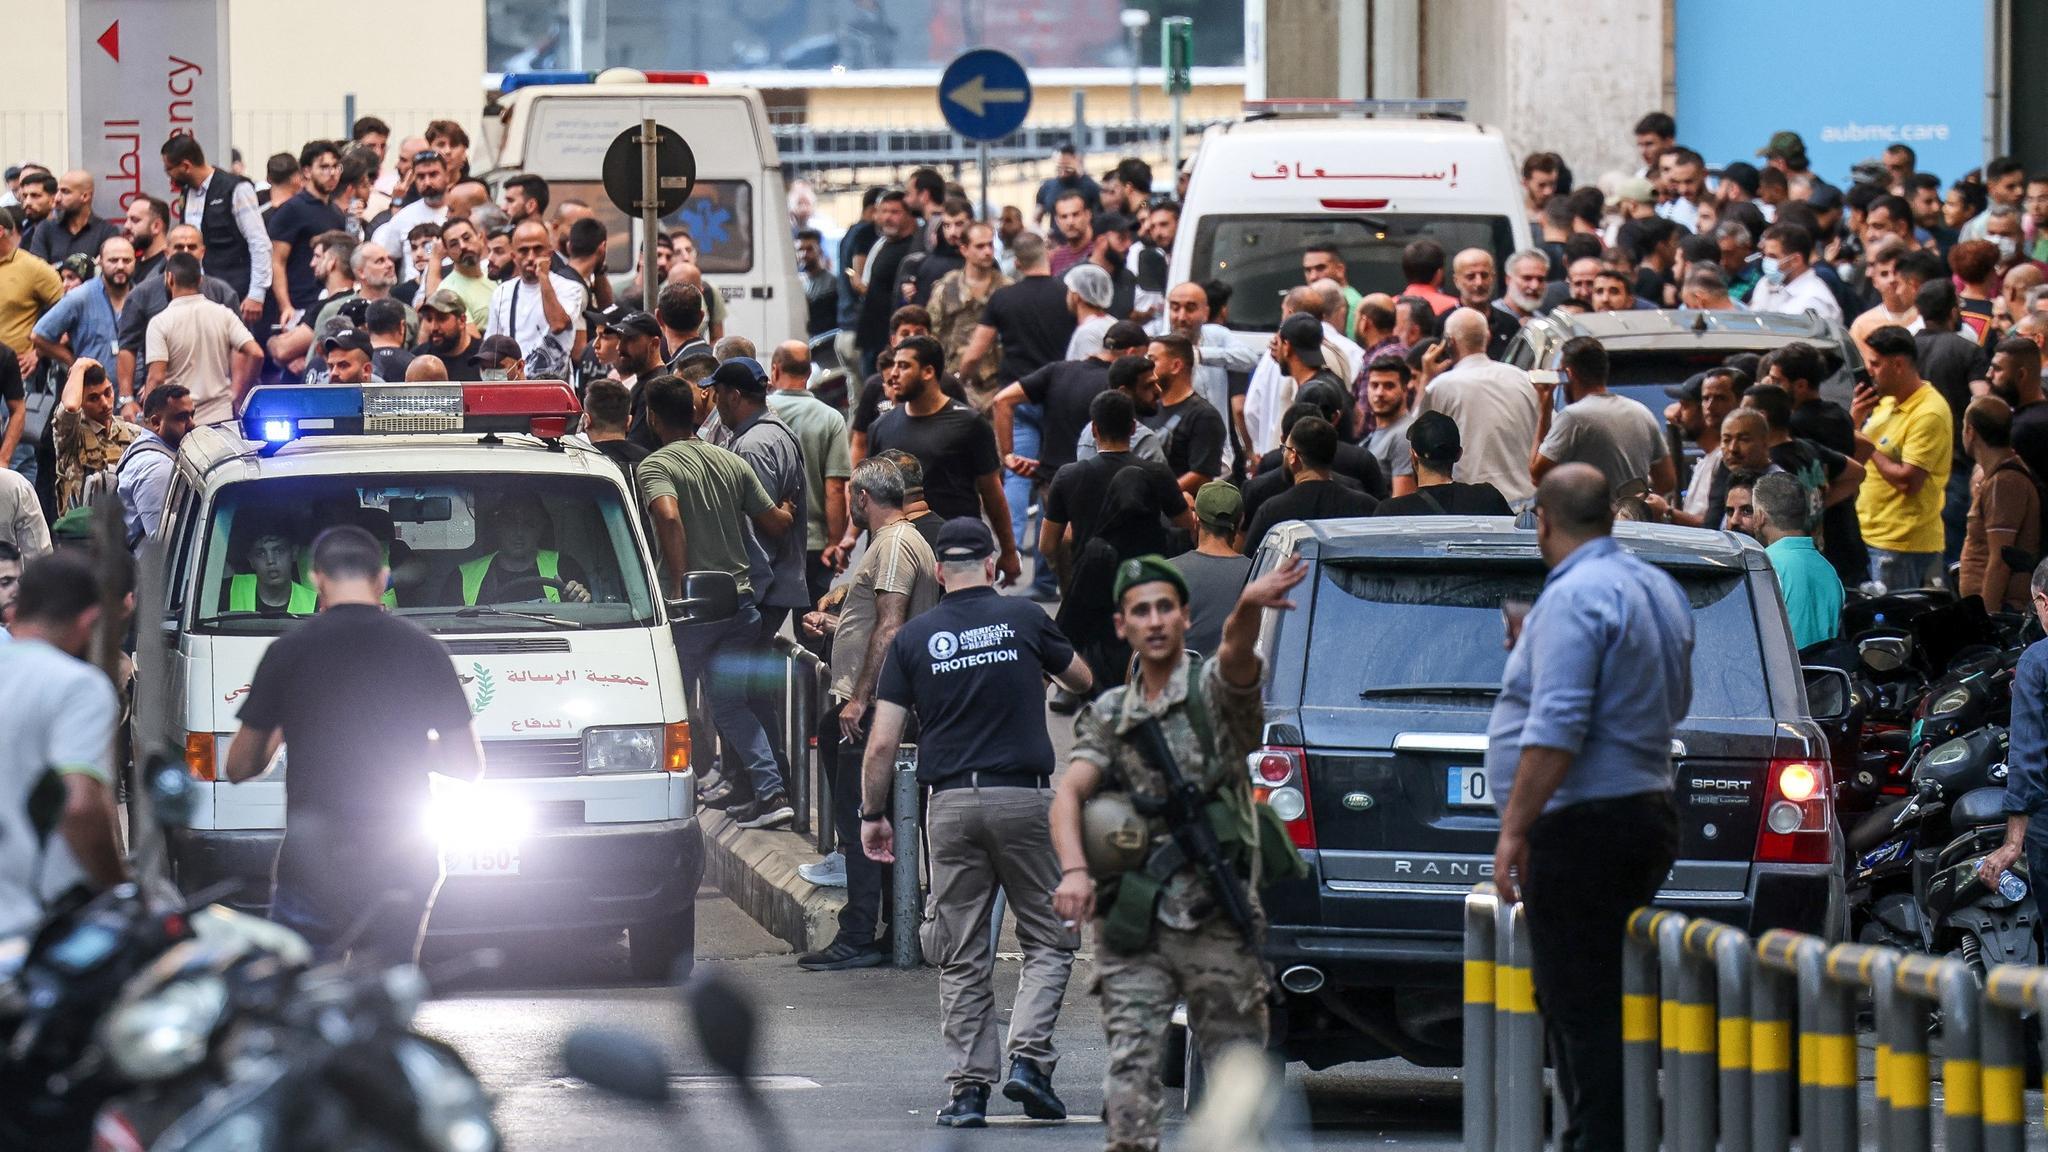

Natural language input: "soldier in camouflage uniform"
[1051,551,1309,1152]
[52,358,140,516]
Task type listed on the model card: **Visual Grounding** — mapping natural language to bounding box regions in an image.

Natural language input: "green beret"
[1112,554,1188,606]
[50,506,97,541]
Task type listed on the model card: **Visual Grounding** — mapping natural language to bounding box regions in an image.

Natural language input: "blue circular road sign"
[939,49,1033,143]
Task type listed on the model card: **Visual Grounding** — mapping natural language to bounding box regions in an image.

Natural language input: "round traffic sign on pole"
[939,49,1033,143]
[601,123,696,218]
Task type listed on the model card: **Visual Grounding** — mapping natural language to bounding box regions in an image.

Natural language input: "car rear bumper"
[169,818,705,936]
[1265,860,1837,986]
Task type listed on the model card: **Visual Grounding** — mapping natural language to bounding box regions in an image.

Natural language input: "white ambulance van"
[1170,100,1536,337]
[480,69,804,349]
[140,381,713,977]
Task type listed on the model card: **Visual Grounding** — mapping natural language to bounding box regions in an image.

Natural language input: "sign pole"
[1163,16,1193,186]
[977,141,991,224]
[639,117,658,313]
[1169,91,1184,182]
[939,49,1033,225]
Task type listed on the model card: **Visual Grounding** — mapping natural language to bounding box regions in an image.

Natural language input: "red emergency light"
[241,382,583,445]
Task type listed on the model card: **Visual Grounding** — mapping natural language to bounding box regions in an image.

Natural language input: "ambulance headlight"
[584,726,661,774]
[424,776,530,847]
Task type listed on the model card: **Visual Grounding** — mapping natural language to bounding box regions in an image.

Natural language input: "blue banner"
[1674,0,1987,187]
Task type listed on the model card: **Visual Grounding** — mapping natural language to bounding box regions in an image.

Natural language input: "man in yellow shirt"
[1853,325,1954,591]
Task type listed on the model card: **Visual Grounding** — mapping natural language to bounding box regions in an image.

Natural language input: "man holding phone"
[1852,325,1953,591]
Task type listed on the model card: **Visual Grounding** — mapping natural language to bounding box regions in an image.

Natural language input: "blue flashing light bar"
[498,69,707,94]
[499,71,599,93]
[239,383,582,447]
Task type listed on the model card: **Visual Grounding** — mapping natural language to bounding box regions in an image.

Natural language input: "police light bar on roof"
[498,68,708,93]
[239,383,582,446]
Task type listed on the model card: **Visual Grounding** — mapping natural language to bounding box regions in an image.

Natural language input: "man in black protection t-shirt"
[227,526,480,964]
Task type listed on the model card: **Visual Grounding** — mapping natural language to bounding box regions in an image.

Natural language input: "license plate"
[1445,766,1493,809]
[443,848,521,876]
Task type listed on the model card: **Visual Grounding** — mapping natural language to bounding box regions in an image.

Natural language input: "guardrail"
[1464,886,2047,1152]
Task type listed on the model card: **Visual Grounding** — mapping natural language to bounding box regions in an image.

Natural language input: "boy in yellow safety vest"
[227,527,317,616]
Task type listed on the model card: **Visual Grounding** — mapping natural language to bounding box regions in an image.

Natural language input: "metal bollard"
[1892,954,1982,1152]
[1497,898,1543,1152]
[1654,911,1690,1152]
[1752,930,1823,1152]
[1980,965,2048,1152]
[1683,920,1755,1152]
[1822,944,1901,1152]
[1463,885,1499,1152]
[890,747,922,968]
[1622,908,1669,1152]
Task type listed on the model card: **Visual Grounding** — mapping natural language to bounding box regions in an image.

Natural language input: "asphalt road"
[418,888,1469,1151]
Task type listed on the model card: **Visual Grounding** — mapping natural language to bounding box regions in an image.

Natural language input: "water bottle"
[1997,870,2028,903]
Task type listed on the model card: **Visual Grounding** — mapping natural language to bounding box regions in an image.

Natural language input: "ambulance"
[136,382,715,977]
[479,69,804,349]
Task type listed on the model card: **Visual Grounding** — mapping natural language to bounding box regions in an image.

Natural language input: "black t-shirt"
[907,509,945,553]
[595,437,651,472]
[371,346,415,382]
[877,586,1076,782]
[856,235,918,351]
[266,190,348,313]
[850,372,966,436]
[1242,464,1362,530]
[1019,357,1111,475]
[236,605,474,896]
[1147,392,1227,481]
[2013,402,2048,492]
[910,248,964,307]
[981,275,1077,384]
[1771,437,1868,586]
[866,400,1000,520]
[1252,441,1386,499]
[1791,398,1856,456]
[1242,479,1379,554]
[1375,481,1514,517]
[1043,451,1184,559]
[1916,330,1988,455]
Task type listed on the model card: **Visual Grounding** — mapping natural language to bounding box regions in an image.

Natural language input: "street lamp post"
[1120,8,1151,126]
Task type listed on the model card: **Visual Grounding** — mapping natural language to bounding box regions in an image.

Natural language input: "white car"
[137,381,709,977]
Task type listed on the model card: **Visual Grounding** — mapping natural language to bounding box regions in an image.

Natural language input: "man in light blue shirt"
[1754,473,1842,650]
[1486,464,1693,1152]
[116,384,194,549]
[31,235,135,374]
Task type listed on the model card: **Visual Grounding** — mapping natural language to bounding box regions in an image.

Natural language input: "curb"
[699,809,845,954]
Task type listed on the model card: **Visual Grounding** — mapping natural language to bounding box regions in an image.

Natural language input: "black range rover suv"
[1230,515,1844,1071]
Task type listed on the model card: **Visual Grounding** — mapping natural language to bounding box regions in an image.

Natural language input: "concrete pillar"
[1255,0,1342,100]
[1370,0,1420,98]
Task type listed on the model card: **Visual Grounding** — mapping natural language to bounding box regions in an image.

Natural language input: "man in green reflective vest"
[441,489,593,606]
[227,525,317,616]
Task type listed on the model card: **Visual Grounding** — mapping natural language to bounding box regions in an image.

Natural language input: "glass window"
[1303,560,1770,719]
[191,473,655,635]
[1190,214,1517,332]
[543,179,755,274]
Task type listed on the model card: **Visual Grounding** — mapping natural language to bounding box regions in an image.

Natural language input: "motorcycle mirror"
[684,969,760,1086]
[1858,637,1908,674]
[807,329,842,373]
[1801,666,1854,723]
[148,756,200,830]
[563,1026,672,1103]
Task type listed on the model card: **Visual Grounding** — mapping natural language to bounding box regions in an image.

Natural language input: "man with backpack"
[115,384,195,548]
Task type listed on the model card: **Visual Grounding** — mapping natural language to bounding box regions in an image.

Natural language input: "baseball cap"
[1613,176,1657,205]
[1806,183,1844,211]
[321,327,371,355]
[604,309,662,341]
[1194,482,1243,529]
[1718,161,1761,198]
[1759,130,1807,162]
[1406,410,1464,466]
[1064,264,1114,311]
[417,287,467,316]
[933,517,996,561]
[1279,312,1327,369]
[709,356,769,395]
[477,334,524,365]
[1664,370,1709,403]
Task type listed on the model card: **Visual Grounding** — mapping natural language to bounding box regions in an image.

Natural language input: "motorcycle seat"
[1949,786,2010,833]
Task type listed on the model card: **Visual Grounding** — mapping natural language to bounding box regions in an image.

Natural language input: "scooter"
[1845,726,2008,951]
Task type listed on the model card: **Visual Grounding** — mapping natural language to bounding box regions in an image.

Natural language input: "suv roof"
[1269,515,1760,571]
[1525,307,1853,355]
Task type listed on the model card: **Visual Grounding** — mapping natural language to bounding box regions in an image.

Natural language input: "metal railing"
[1467,885,2048,1152]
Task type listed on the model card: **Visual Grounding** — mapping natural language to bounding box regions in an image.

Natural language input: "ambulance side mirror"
[667,570,739,623]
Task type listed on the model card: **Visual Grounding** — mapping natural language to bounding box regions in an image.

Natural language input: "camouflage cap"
[1111,553,1189,606]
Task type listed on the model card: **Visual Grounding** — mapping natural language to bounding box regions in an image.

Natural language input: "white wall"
[0,0,484,175]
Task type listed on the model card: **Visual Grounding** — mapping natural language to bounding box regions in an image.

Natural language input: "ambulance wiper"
[449,604,585,629]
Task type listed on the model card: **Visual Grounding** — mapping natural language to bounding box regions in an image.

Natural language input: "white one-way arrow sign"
[946,74,1028,119]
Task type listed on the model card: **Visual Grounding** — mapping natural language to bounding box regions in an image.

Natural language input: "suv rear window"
[1303,560,1770,718]
[1189,214,1515,331]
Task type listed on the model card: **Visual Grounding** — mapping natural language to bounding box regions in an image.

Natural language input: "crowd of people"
[7,105,2048,1149]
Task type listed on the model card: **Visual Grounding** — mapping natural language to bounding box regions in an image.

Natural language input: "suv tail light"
[1755,759,1831,864]
[1249,746,1315,850]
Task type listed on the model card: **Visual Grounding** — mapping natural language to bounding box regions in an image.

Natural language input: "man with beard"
[412,289,485,381]
[853,191,919,376]
[123,195,169,283]
[115,225,240,399]
[484,224,516,281]
[1363,355,1418,497]
[1497,249,1550,326]
[866,335,1020,582]
[265,140,346,327]
[485,219,585,378]
[418,217,493,328]
[908,197,972,308]
[27,171,120,268]
[117,383,195,548]
[1165,281,1258,473]
[33,235,134,371]
[373,149,450,282]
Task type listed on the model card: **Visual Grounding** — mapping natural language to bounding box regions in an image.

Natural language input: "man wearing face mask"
[1749,223,1843,323]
